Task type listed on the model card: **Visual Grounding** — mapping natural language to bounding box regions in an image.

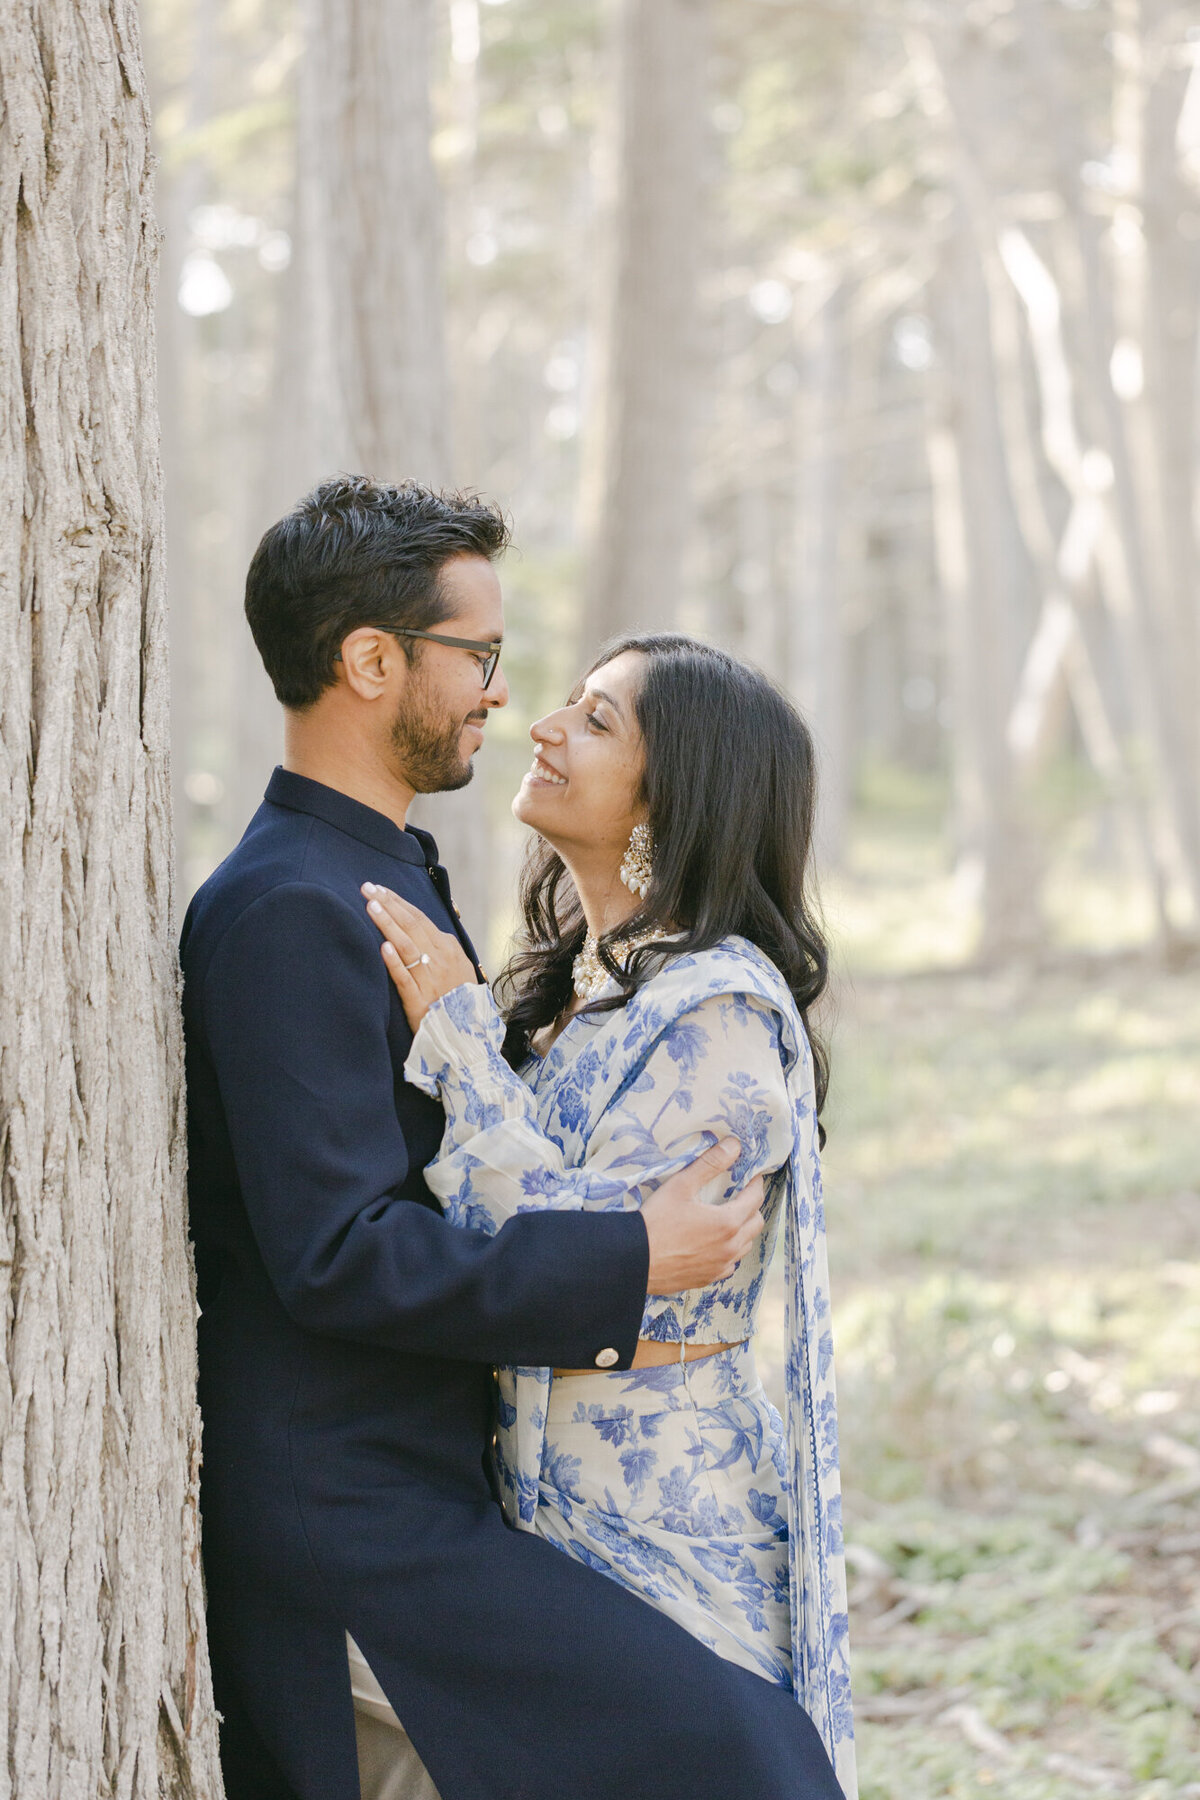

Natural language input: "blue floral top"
[406,936,855,1789]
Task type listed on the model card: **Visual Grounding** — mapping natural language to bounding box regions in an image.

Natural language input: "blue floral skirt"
[532,1343,793,1687]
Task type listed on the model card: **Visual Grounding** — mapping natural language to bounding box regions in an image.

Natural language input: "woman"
[363,633,856,1796]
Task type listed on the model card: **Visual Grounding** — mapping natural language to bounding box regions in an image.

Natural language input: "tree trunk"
[286,0,491,943]
[922,3,1199,951]
[790,279,849,864]
[1012,0,1200,928]
[298,0,448,482]
[1111,0,1200,848]
[928,201,1043,957]
[933,76,1176,941]
[582,0,710,646]
[0,3,222,1793]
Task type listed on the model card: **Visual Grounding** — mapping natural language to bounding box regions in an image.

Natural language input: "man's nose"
[485,666,510,708]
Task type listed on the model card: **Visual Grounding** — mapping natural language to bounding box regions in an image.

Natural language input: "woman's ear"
[337,628,405,701]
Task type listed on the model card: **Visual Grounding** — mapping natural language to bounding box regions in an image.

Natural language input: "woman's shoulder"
[638,936,802,1039]
[664,934,794,1002]
[623,940,809,1083]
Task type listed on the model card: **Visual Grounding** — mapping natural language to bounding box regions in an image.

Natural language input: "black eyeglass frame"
[334,627,503,689]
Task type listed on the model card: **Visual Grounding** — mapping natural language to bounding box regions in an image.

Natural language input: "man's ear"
[337,628,406,701]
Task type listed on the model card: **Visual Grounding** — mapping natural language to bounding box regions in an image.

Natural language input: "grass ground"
[759,810,1200,1799]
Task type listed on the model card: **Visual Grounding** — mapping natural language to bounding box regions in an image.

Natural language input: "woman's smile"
[511,651,648,876]
[523,751,567,788]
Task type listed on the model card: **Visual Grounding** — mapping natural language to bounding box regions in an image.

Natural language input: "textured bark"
[583,0,709,644]
[0,4,222,1794]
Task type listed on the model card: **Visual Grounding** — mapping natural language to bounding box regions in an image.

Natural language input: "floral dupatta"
[488,941,855,1790]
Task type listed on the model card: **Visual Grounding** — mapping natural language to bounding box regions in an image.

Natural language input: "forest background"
[146,1,1200,1796]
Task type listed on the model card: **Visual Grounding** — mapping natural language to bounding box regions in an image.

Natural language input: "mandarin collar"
[264,767,437,866]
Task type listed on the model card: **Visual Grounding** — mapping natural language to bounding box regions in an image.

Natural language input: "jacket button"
[594,1347,619,1369]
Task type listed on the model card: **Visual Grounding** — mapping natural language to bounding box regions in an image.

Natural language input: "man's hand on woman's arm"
[640,1137,765,1293]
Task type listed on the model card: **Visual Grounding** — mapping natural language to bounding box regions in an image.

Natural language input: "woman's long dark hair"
[498,634,831,1131]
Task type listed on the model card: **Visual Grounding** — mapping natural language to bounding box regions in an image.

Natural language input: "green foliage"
[758,825,1200,1795]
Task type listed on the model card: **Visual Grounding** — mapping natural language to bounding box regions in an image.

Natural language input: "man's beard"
[390,690,485,794]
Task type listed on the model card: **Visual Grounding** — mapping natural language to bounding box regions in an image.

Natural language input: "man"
[182,476,843,1800]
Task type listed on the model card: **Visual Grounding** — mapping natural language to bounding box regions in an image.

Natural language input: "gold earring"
[619,823,654,897]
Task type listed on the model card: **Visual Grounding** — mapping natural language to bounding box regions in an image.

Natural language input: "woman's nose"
[531,711,566,743]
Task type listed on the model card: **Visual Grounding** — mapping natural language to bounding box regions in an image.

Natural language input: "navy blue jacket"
[183,769,842,1800]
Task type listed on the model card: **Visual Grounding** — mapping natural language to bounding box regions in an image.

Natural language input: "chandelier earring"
[619,823,654,897]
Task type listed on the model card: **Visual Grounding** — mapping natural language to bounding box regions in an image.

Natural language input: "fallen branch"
[939,1703,1015,1762]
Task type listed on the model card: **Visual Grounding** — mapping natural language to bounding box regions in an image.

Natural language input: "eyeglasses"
[334,628,503,689]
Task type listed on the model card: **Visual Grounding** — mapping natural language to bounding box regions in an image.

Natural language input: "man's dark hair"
[245,474,511,709]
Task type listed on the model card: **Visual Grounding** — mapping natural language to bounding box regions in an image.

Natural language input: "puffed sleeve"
[198,883,649,1367]
[407,981,795,1230]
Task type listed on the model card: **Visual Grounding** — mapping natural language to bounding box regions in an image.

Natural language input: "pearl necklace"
[571,926,669,1001]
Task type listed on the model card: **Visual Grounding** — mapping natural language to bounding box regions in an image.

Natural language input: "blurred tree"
[145,0,298,890]
[582,0,711,645]
[925,212,1042,955]
[791,275,851,862]
[294,0,449,480]
[288,0,491,936]
[0,1,222,1792]
[153,0,216,868]
[146,0,1200,960]
[922,0,1200,948]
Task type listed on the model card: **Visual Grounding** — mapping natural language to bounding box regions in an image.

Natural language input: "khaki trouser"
[347,1634,442,1800]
